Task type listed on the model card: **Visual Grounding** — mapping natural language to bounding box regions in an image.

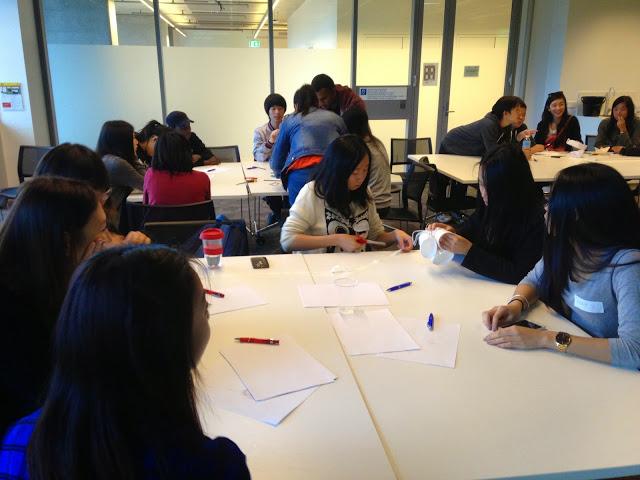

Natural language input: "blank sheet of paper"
[298,283,389,308]
[204,356,317,426]
[219,334,336,401]
[379,317,461,368]
[329,309,420,356]
[207,285,267,315]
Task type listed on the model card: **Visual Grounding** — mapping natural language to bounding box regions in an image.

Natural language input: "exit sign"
[250,39,261,48]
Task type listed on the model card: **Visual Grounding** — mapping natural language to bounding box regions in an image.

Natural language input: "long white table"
[409,152,640,185]
[199,250,640,479]
[196,254,395,480]
[304,251,640,479]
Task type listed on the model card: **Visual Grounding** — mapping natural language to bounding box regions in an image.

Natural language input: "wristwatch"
[555,332,572,353]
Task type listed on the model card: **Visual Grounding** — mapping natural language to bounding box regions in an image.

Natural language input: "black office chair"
[0,145,53,209]
[18,145,53,182]
[125,200,216,233]
[585,135,597,151]
[380,160,436,230]
[207,145,241,163]
[143,220,214,254]
[390,138,432,177]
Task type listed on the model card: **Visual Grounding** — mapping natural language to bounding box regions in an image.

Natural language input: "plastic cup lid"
[200,228,224,240]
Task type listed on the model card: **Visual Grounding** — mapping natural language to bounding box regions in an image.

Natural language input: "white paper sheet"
[219,334,336,401]
[298,282,389,307]
[207,285,267,315]
[329,309,420,356]
[379,316,461,368]
[202,355,317,426]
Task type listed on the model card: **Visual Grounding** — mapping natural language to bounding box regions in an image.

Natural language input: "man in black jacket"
[439,96,528,156]
[166,111,219,166]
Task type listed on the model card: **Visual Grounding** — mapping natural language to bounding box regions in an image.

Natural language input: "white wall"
[0,0,49,187]
[287,0,338,49]
[523,0,640,138]
[47,45,163,148]
[560,0,640,113]
[163,47,270,162]
[523,0,569,129]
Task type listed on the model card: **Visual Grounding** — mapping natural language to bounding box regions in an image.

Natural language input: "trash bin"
[581,96,605,116]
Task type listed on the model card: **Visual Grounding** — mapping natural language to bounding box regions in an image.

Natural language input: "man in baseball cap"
[166,111,219,166]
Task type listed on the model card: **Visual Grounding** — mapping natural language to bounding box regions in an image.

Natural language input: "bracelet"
[508,298,526,312]
[508,294,530,311]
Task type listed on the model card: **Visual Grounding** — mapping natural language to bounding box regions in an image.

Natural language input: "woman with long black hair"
[482,163,640,369]
[97,120,146,223]
[0,177,107,435]
[136,120,171,165]
[530,91,582,152]
[595,96,640,153]
[0,246,250,479]
[342,107,392,216]
[280,134,412,253]
[429,144,545,284]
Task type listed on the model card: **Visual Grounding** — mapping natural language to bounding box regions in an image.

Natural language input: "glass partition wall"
[38,0,519,159]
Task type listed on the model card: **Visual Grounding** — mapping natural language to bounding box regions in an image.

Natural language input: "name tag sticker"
[573,294,604,314]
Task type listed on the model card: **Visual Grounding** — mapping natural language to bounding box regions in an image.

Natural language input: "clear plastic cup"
[416,229,454,265]
[331,265,358,287]
[200,228,224,268]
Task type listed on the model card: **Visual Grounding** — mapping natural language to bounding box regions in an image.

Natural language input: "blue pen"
[386,281,412,292]
[427,313,434,331]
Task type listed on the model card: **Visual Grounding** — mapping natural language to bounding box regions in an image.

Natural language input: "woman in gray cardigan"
[595,96,640,152]
[97,120,146,227]
[483,163,640,370]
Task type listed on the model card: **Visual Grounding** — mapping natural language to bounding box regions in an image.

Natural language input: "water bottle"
[522,136,531,149]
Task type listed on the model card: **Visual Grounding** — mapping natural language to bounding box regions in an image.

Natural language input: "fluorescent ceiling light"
[254,0,280,39]
[139,0,187,37]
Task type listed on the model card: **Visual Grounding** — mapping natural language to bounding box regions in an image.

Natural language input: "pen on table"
[207,168,216,172]
[235,337,279,345]
[386,281,412,292]
[427,313,434,331]
[247,166,265,170]
[204,288,225,298]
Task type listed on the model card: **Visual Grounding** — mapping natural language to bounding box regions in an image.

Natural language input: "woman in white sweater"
[280,135,412,254]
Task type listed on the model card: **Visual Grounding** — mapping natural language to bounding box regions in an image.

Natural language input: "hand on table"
[484,325,553,350]
[438,232,472,255]
[204,155,221,166]
[611,146,624,154]
[482,304,521,331]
